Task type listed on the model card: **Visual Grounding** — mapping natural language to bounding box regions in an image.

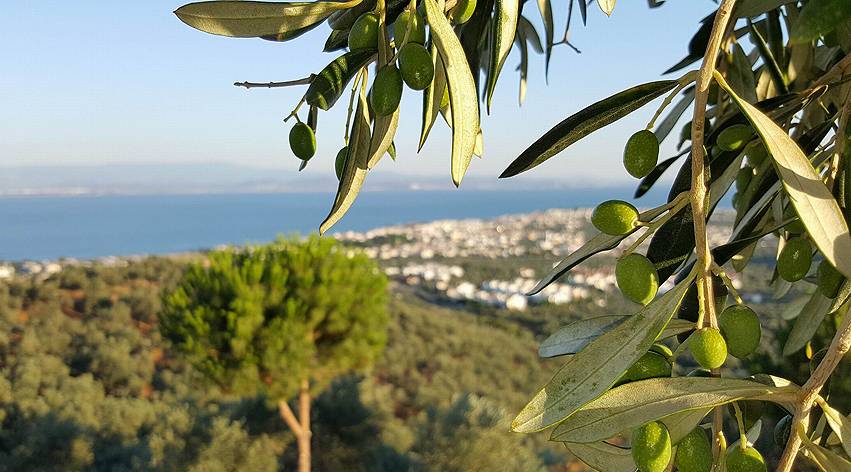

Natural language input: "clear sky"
[0,1,716,186]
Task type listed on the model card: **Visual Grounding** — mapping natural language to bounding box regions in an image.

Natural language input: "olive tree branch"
[688,0,737,457]
[777,306,851,471]
[234,76,314,89]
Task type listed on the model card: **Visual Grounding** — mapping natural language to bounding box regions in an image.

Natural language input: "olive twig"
[234,75,315,89]
[622,194,689,257]
[645,70,699,131]
[284,95,308,123]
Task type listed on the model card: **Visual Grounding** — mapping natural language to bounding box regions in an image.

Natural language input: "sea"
[0,187,673,261]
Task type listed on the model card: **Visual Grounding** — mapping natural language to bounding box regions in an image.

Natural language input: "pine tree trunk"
[277,379,311,472]
[297,379,311,472]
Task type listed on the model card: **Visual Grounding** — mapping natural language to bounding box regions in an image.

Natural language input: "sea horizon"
[0,187,679,261]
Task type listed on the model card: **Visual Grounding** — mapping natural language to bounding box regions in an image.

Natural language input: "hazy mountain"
[0,163,586,196]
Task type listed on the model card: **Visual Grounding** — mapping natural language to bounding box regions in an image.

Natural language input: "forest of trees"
[0,254,563,471]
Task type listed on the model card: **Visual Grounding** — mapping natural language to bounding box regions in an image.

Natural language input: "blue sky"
[0,1,716,185]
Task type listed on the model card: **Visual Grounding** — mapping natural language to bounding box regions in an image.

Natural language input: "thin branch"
[278,399,303,437]
[777,307,851,471]
[234,76,314,89]
[689,0,738,458]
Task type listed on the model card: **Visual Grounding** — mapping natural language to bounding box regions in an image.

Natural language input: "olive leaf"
[799,427,851,472]
[484,0,519,111]
[783,291,832,356]
[306,49,377,111]
[500,80,678,178]
[536,0,554,74]
[515,25,529,106]
[319,82,370,234]
[175,0,362,38]
[368,14,399,169]
[661,407,711,443]
[829,280,851,315]
[736,0,796,18]
[528,204,672,295]
[818,398,851,459]
[791,0,851,44]
[597,0,616,16]
[511,277,692,433]
[749,19,788,94]
[419,43,447,151]
[550,377,799,443]
[539,316,693,358]
[425,0,480,186]
[634,151,688,199]
[717,73,851,279]
[564,442,635,472]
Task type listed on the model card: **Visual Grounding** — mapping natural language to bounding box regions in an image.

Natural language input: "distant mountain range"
[0,163,598,196]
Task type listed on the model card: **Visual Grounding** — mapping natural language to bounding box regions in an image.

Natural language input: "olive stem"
[710,262,743,305]
[622,194,689,257]
[234,76,314,89]
[645,70,698,131]
[688,0,737,459]
[731,402,748,450]
[284,96,308,123]
[777,306,851,471]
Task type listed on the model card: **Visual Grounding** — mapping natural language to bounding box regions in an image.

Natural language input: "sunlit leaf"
[800,425,851,472]
[550,377,798,443]
[539,316,693,358]
[425,0,480,186]
[512,277,692,433]
[175,0,361,38]
[485,0,520,111]
[718,73,851,279]
[319,81,370,234]
[819,399,851,459]
[501,80,677,178]
[597,0,616,16]
[419,42,447,151]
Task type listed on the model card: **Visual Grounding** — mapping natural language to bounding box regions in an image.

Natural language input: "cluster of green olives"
[688,304,762,369]
[348,8,434,116]
[632,421,767,472]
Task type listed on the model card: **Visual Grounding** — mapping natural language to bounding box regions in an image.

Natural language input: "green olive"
[725,445,767,472]
[632,421,672,472]
[717,124,755,152]
[747,144,768,166]
[348,13,379,50]
[334,146,348,180]
[616,351,672,386]
[289,123,316,161]
[398,43,434,90]
[623,130,659,179]
[591,200,639,235]
[817,260,843,298]
[450,0,477,24]
[616,253,659,305]
[674,428,712,472]
[718,304,761,358]
[370,65,403,116]
[777,237,812,282]
[690,327,727,369]
[393,10,426,45]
